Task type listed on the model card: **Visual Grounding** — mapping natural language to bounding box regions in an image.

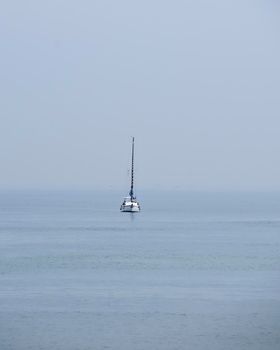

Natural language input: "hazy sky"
[1,0,280,191]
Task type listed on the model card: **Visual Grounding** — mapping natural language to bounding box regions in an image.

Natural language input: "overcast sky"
[1,0,280,191]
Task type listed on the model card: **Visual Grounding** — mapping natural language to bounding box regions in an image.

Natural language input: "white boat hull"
[120,199,140,212]
[121,206,140,212]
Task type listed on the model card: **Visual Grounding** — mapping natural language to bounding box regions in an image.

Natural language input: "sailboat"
[120,137,141,212]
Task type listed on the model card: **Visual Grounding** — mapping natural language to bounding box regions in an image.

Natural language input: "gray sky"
[1,0,280,191]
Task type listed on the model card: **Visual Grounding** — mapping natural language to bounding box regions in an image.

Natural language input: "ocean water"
[0,190,280,350]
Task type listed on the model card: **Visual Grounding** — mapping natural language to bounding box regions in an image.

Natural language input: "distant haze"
[1,0,280,191]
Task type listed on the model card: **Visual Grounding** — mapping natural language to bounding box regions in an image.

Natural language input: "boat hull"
[121,206,140,212]
[120,200,140,212]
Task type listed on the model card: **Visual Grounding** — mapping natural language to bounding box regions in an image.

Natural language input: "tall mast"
[129,137,135,199]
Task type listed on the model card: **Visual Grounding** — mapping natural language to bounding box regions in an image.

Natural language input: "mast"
[129,137,135,200]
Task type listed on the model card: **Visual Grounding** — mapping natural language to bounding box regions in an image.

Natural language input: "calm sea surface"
[0,191,280,350]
